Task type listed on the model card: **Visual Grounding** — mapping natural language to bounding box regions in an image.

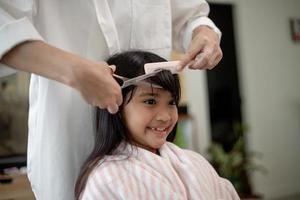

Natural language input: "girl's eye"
[144,99,156,105]
[169,99,177,105]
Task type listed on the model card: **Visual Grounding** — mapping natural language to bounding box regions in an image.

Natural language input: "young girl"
[75,51,240,200]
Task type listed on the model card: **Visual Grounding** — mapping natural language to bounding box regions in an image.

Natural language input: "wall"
[184,0,300,198]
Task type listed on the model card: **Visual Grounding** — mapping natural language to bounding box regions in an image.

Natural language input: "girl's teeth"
[152,128,166,131]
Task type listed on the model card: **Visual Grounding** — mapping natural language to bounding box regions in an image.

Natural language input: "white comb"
[144,61,181,74]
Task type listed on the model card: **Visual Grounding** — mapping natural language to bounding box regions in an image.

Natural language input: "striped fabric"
[80,142,240,200]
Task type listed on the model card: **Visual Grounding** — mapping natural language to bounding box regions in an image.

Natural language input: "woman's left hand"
[179,25,223,70]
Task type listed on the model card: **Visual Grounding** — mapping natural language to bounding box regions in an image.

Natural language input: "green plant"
[208,123,266,197]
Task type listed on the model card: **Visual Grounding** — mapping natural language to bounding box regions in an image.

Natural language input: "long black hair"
[75,51,181,199]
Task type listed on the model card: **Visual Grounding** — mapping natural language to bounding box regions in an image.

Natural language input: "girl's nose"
[155,109,171,122]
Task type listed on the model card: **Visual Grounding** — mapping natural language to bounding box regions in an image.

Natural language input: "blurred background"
[1,0,300,199]
[179,0,300,199]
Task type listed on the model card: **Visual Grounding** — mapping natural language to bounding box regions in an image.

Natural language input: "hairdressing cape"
[81,142,240,200]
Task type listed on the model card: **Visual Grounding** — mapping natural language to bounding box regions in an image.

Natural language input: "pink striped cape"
[80,142,240,200]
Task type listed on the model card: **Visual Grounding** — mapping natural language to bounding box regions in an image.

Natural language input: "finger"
[180,50,205,70]
[206,52,219,69]
[97,102,105,109]
[188,35,206,57]
[189,52,209,69]
[208,48,223,70]
[107,104,119,114]
[178,54,193,71]
[111,83,123,106]
[191,43,217,69]
[186,60,196,69]
[177,62,185,71]
[180,41,206,70]
[116,94,123,106]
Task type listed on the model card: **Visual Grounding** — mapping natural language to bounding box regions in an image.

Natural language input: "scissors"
[112,69,163,89]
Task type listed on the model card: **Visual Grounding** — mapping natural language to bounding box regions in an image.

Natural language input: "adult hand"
[70,61,122,114]
[1,41,122,114]
[179,25,223,71]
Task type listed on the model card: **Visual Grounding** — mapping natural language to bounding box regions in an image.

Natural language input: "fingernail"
[108,65,116,73]
[108,104,120,114]
[107,107,114,114]
[195,53,204,62]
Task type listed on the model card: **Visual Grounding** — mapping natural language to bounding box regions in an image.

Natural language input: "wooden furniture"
[0,174,35,200]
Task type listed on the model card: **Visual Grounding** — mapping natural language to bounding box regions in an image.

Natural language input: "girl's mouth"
[149,127,169,137]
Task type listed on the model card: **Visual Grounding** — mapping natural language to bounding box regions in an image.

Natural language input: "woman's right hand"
[70,60,122,114]
[1,41,122,114]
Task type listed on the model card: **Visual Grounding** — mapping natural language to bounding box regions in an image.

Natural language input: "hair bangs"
[148,70,181,106]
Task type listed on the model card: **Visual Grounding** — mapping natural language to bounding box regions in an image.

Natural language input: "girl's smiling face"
[122,85,178,153]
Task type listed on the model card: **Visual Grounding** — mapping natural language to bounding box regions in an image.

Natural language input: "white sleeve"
[171,0,221,52]
[0,1,43,77]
